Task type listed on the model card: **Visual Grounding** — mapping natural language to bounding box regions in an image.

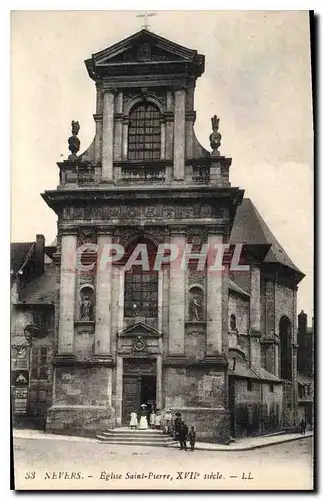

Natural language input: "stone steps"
[96,428,175,447]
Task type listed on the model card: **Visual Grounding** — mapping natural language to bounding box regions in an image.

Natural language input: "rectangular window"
[124,271,158,318]
[247,380,253,392]
[31,347,48,380]
[270,384,274,393]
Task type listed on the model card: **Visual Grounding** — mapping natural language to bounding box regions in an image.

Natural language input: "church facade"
[11,29,305,442]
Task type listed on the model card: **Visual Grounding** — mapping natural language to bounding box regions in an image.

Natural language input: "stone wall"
[54,366,112,406]
[228,292,249,336]
[233,379,282,437]
[163,366,228,442]
[46,406,115,437]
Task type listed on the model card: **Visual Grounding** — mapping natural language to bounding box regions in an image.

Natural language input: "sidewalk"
[168,430,313,452]
[13,428,313,451]
[13,429,96,443]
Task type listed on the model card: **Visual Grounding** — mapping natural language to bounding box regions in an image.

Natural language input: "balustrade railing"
[192,165,210,184]
[118,166,166,185]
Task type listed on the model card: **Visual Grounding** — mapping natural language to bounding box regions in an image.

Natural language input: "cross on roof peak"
[136,12,158,30]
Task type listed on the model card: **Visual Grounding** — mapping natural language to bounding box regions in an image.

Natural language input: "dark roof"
[229,363,281,382]
[19,265,56,305]
[231,198,303,274]
[228,279,250,298]
[11,242,34,274]
[298,373,313,385]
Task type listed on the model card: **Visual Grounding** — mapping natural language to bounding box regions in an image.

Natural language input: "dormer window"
[128,103,161,161]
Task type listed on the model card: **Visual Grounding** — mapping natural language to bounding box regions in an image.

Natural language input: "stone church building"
[11,29,305,442]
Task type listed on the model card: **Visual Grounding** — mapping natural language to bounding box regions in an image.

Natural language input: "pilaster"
[58,233,77,355]
[168,230,186,354]
[173,90,186,180]
[94,233,113,357]
[206,231,223,355]
[102,91,115,182]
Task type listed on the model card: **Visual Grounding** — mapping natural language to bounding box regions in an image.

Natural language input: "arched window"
[124,238,158,318]
[279,316,292,380]
[128,103,161,161]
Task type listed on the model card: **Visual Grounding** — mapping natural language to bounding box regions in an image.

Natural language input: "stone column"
[206,232,223,355]
[114,92,123,161]
[156,355,163,409]
[118,267,125,332]
[168,230,186,355]
[160,119,166,160]
[158,270,163,332]
[58,234,77,355]
[102,91,115,182]
[93,114,102,164]
[292,289,299,425]
[173,90,186,180]
[94,233,112,357]
[115,356,123,426]
[250,265,261,332]
[122,117,129,160]
[265,279,275,336]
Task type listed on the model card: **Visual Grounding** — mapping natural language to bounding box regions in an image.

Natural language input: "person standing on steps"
[155,409,161,429]
[164,409,172,434]
[129,410,138,429]
[138,404,149,430]
[174,412,182,441]
[188,426,196,451]
[149,409,156,429]
[178,421,189,451]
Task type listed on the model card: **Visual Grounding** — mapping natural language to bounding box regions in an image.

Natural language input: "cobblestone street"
[13,435,313,490]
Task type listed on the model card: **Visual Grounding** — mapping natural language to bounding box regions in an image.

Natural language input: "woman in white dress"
[138,404,149,430]
[129,411,138,429]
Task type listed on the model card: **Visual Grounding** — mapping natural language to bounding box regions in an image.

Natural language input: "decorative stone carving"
[209,115,222,155]
[68,120,81,158]
[123,359,156,374]
[188,269,206,286]
[61,203,226,223]
[132,335,147,352]
[78,228,97,245]
[186,227,208,245]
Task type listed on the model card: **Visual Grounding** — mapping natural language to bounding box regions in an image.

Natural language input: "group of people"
[173,412,196,451]
[129,404,162,430]
[129,407,196,451]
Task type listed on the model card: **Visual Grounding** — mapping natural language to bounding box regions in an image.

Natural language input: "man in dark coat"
[174,413,182,441]
[300,419,307,434]
[178,421,189,451]
[188,426,196,451]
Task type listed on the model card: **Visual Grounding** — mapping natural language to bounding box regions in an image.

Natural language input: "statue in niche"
[209,115,222,155]
[80,294,93,321]
[190,291,203,321]
[68,120,81,158]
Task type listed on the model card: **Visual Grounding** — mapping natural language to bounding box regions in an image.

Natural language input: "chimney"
[298,309,307,333]
[34,234,45,276]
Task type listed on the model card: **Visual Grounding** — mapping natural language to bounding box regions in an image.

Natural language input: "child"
[129,410,138,429]
[149,409,156,428]
[155,410,161,429]
[188,426,196,451]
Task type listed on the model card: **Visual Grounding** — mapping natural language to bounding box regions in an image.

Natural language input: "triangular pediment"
[119,321,161,338]
[85,29,204,79]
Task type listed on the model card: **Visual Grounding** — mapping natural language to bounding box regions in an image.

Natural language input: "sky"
[10,10,313,318]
